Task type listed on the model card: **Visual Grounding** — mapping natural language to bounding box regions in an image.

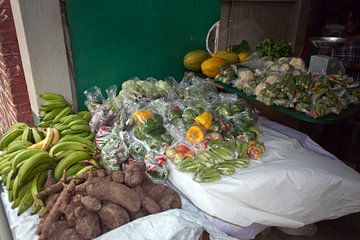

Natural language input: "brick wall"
[0,0,33,136]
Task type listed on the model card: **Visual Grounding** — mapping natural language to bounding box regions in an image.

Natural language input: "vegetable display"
[215,57,360,118]
[256,38,294,59]
[0,92,99,217]
[36,162,181,240]
[87,76,265,183]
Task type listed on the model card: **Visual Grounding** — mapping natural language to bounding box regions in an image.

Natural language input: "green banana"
[52,106,73,123]
[0,129,24,150]
[76,111,91,121]
[85,132,95,141]
[59,135,94,150]
[21,126,32,142]
[40,99,69,109]
[5,141,32,154]
[49,141,91,157]
[8,190,13,202]
[10,123,27,130]
[61,114,83,125]
[12,148,45,171]
[55,124,68,132]
[74,165,94,176]
[12,179,32,208]
[17,152,52,185]
[31,128,43,143]
[0,165,11,175]
[81,159,100,169]
[68,119,89,127]
[54,151,90,180]
[59,114,76,124]
[18,191,34,216]
[5,169,15,191]
[38,92,65,101]
[30,201,42,215]
[70,125,91,132]
[38,121,51,128]
[31,171,47,207]
[66,163,85,177]
[53,150,75,161]
[42,107,65,122]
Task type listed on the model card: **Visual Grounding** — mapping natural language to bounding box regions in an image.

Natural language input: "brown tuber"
[124,162,146,187]
[37,161,182,240]
[86,177,141,212]
[74,206,102,239]
[80,196,102,212]
[99,203,130,230]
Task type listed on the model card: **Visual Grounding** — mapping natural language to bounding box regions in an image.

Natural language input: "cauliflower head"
[289,58,305,70]
[255,82,267,97]
[238,69,255,83]
[265,74,281,84]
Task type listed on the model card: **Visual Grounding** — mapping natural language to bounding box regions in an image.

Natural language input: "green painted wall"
[66,0,220,110]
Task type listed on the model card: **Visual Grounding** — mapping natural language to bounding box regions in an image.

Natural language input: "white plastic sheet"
[169,122,360,228]
[0,190,236,240]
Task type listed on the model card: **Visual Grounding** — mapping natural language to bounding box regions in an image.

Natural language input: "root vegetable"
[129,208,148,221]
[86,177,141,212]
[141,177,166,202]
[99,203,130,230]
[81,196,102,212]
[142,197,161,214]
[124,162,146,187]
[74,206,101,239]
[159,188,182,211]
[111,171,125,183]
[37,182,64,201]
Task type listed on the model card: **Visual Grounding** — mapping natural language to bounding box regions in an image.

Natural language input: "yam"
[124,162,146,187]
[111,170,125,183]
[74,206,101,239]
[142,197,161,214]
[98,203,130,230]
[81,196,102,212]
[86,177,141,212]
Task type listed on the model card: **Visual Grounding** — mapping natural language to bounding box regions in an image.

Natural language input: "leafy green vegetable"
[256,39,293,59]
[232,40,250,54]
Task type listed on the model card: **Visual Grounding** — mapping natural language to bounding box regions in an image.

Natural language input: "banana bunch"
[28,128,60,151]
[50,135,98,181]
[52,112,94,141]
[0,123,27,151]
[0,147,54,216]
[38,92,73,127]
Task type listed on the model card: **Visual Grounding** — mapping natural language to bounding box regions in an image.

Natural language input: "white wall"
[10,0,73,115]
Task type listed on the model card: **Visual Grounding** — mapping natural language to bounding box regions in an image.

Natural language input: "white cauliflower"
[280,63,290,72]
[238,69,255,82]
[289,58,305,70]
[270,64,280,71]
[264,60,274,68]
[254,68,263,77]
[292,70,301,76]
[265,74,281,84]
[255,82,267,97]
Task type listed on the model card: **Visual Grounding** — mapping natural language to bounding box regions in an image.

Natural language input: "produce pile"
[36,162,181,240]
[87,76,265,183]
[215,57,360,118]
[0,93,99,216]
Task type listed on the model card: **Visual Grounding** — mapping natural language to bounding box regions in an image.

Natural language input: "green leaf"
[231,40,250,54]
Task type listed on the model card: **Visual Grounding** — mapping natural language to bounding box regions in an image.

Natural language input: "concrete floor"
[255,213,360,240]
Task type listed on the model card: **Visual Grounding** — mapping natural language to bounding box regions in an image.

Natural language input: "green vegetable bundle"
[256,39,294,59]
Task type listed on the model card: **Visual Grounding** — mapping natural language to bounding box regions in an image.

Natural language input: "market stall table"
[168,117,360,239]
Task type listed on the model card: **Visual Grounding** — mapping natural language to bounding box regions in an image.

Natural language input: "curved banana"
[31,171,47,207]
[11,148,45,171]
[68,119,89,127]
[65,163,85,177]
[18,191,34,216]
[70,125,91,132]
[49,141,91,157]
[38,92,65,101]
[17,152,52,185]
[50,128,60,145]
[53,150,76,161]
[31,128,43,143]
[5,141,32,154]
[12,179,32,208]
[41,128,54,150]
[0,129,24,150]
[42,107,65,122]
[54,151,90,180]
[59,135,94,150]
[52,106,73,123]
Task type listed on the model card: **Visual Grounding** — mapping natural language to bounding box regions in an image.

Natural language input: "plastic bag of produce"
[84,85,121,131]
